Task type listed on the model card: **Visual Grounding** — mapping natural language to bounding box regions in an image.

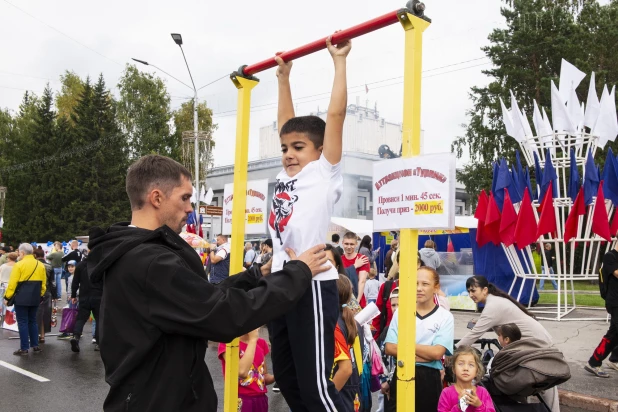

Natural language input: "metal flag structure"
[493,58,618,321]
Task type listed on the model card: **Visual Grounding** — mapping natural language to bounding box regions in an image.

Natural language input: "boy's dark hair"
[343,232,357,241]
[494,323,522,343]
[280,116,326,149]
[33,249,44,259]
[332,233,340,243]
[126,155,192,211]
[263,239,273,248]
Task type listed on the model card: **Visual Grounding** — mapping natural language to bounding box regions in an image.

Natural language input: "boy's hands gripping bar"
[240,9,402,77]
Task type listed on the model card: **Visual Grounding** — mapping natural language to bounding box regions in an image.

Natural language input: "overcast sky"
[0,0,506,167]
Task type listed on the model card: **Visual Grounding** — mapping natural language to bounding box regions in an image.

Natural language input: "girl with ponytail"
[458,275,553,347]
[332,275,361,412]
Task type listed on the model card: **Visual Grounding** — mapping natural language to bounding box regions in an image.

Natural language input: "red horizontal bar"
[242,9,401,77]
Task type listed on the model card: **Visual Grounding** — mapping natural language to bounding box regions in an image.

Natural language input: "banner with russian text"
[373,153,456,231]
[222,179,268,235]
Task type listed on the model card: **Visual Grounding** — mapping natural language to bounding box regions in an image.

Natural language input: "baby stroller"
[451,338,570,412]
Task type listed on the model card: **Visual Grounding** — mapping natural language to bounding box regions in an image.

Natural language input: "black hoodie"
[88,223,313,412]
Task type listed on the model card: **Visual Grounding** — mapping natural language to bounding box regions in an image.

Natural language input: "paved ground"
[0,307,613,411]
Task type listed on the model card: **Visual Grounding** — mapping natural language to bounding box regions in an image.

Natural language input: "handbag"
[6,262,39,307]
[59,306,78,333]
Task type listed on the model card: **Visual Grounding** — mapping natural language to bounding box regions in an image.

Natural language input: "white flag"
[510,91,526,141]
[551,80,576,135]
[500,97,517,141]
[567,86,584,132]
[559,59,586,103]
[592,85,618,148]
[584,72,600,129]
[205,187,214,205]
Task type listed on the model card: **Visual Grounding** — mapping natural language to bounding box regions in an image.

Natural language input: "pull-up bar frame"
[223,2,430,411]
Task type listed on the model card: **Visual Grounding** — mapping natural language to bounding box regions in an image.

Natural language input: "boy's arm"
[276,55,295,134]
[323,36,351,165]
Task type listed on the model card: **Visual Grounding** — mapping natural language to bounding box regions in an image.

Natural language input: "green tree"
[451,0,618,205]
[116,64,175,159]
[56,71,85,125]
[172,98,217,175]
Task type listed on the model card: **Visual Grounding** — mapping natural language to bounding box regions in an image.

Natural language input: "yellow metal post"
[397,11,430,412]
[223,74,259,412]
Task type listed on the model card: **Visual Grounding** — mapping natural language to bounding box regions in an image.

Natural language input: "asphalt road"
[0,318,594,412]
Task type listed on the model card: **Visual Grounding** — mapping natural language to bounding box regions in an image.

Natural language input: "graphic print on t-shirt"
[269,179,298,245]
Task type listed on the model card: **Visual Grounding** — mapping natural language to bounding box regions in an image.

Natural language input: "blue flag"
[533,151,543,200]
[524,167,534,200]
[568,148,580,202]
[495,158,522,209]
[603,148,618,205]
[540,149,558,203]
[491,161,503,208]
[515,150,526,196]
[584,149,600,205]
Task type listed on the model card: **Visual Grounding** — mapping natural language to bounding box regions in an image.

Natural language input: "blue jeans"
[15,305,39,350]
[540,267,558,290]
[54,267,62,298]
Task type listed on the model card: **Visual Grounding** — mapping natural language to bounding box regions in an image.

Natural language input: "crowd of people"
[0,240,98,356]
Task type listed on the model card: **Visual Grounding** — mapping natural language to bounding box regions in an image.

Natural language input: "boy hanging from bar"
[267,34,351,412]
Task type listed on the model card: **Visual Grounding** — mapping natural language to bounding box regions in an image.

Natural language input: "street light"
[130,32,202,213]
[169,33,201,214]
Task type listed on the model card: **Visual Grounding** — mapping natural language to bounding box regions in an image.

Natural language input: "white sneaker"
[607,360,618,371]
[92,338,96,344]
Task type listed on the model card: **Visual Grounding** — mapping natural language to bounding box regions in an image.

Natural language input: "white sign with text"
[373,153,456,231]
[222,179,269,235]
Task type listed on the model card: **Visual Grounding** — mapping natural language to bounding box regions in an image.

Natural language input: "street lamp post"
[132,32,201,212]
[171,33,200,211]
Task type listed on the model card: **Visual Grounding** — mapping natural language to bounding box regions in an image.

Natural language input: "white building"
[203,104,470,238]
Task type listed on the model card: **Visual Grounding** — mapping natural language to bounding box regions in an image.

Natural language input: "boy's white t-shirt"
[269,154,343,281]
[364,278,380,300]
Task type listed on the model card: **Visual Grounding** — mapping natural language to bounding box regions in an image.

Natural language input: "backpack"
[599,250,617,300]
[377,280,394,346]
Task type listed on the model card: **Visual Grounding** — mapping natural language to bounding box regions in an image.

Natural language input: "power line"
[2,0,123,67]
[197,74,229,92]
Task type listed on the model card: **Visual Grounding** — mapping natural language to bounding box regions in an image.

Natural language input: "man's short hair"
[263,239,273,248]
[280,116,326,149]
[126,155,192,211]
[18,243,34,255]
[217,234,227,240]
[331,233,340,243]
[343,232,357,241]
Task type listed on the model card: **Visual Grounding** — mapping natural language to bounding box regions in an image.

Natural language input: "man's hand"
[275,53,293,79]
[71,298,77,305]
[287,245,328,277]
[260,259,272,277]
[326,35,352,60]
[354,255,369,269]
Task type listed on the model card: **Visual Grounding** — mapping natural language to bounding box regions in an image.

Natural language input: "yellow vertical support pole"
[397,10,430,412]
[223,74,259,412]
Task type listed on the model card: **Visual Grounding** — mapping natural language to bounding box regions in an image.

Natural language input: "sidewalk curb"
[559,390,618,412]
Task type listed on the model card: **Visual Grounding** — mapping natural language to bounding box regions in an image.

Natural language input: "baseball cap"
[67,260,77,266]
[390,287,399,299]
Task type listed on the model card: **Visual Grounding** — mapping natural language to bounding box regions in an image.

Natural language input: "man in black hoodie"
[87,154,329,412]
[70,254,102,353]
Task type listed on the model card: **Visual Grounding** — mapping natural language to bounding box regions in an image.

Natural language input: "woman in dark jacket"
[34,249,57,343]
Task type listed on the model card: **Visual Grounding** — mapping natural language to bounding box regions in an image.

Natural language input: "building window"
[211,197,218,207]
[358,196,367,216]
[456,205,463,216]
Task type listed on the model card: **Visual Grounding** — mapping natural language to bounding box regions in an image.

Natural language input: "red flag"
[592,181,612,241]
[514,189,538,249]
[536,181,557,239]
[475,191,491,247]
[610,209,618,237]
[499,189,517,246]
[485,193,502,245]
[564,187,586,243]
[447,236,455,252]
